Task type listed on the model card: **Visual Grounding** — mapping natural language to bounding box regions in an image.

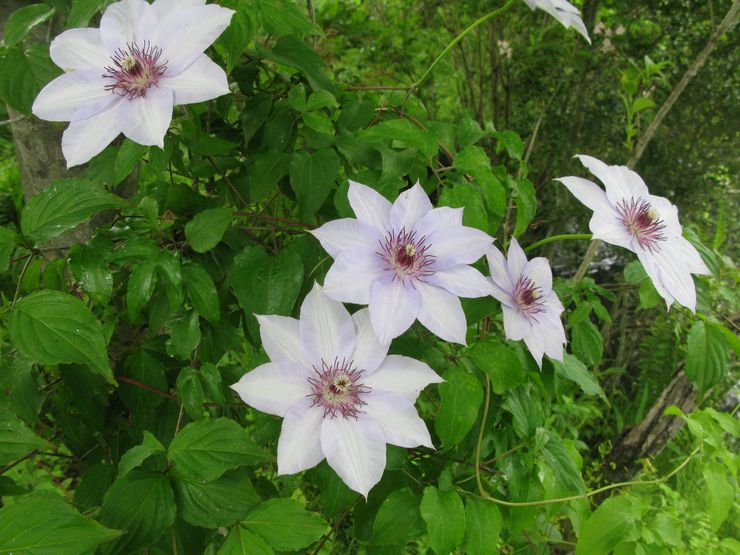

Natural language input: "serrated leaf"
[117,432,165,479]
[0,408,52,466]
[242,498,329,551]
[685,321,729,396]
[420,487,465,555]
[175,470,260,528]
[290,148,340,218]
[3,5,55,48]
[20,179,127,244]
[435,368,483,448]
[9,290,112,382]
[185,207,234,253]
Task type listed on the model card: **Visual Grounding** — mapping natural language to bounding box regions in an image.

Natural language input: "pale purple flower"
[230,284,442,496]
[311,181,495,345]
[32,0,234,167]
[521,0,591,44]
[557,155,710,311]
[487,238,566,367]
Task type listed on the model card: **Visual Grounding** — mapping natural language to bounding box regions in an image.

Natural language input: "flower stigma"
[616,197,667,253]
[103,41,167,99]
[307,358,371,419]
[378,228,436,283]
[514,275,545,318]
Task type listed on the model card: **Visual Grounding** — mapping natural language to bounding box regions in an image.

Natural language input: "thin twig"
[0,114,25,127]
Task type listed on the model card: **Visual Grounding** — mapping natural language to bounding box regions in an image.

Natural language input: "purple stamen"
[377,228,436,283]
[514,275,545,319]
[103,41,167,99]
[615,197,667,253]
[307,358,371,419]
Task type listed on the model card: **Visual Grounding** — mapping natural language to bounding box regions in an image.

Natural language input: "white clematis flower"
[487,238,566,367]
[231,285,443,497]
[557,155,710,311]
[522,0,591,44]
[311,181,495,345]
[32,0,234,168]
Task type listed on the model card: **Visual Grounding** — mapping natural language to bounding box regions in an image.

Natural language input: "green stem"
[524,233,592,253]
[405,0,516,102]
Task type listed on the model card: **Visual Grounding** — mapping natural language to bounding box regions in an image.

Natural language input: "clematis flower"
[32,0,234,167]
[557,155,710,311]
[521,0,591,44]
[231,285,442,496]
[487,238,566,367]
[311,181,495,345]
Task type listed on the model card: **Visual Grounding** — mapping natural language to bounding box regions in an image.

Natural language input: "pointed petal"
[415,281,467,345]
[61,102,122,168]
[646,195,682,234]
[32,70,111,122]
[230,362,309,417]
[300,284,356,365]
[119,86,173,147]
[323,248,386,305]
[428,265,493,298]
[100,0,158,52]
[674,236,711,275]
[540,307,567,362]
[321,415,386,497]
[369,278,421,344]
[638,244,697,312]
[364,355,442,400]
[589,213,633,250]
[152,0,205,27]
[256,314,310,366]
[502,306,528,341]
[412,206,463,239]
[522,327,546,368]
[390,182,433,232]
[348,180,391,233]
[577,155,648,205]
[50,28,108,71]
[556,175,614,216]
[506,237,528,280]
[363,391,433,448]
[523,257,553,292]
[310,218,381,258]
[277,400,325,475]
[486,245,515,292]
[427,226,493,269]
[351,308,388,373]
[160,54,229,105]
[158,5,235,76]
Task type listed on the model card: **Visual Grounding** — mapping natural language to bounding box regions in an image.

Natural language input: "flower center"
[616,197,667,253]
[514,275,545,318]
[378,228,436,282]
[307,358,371,419]
[103,42,167,99]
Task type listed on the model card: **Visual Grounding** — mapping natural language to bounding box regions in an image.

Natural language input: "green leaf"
[685,321,729,395]
[372,488,424,545]
[540,434,585,493]
[0,42,59,113]
[216,0,255,73]
[126,257,157,320]
[290,148,340,218]
[638,278,661,309]
[166,310,202,360]
[467,338,525,394]
[511,178,537,236]
[219,526,275,555]
[0,493,121,554]
[9,290,112,382]
[20,179,127,244]
[463,496,503,555]
[303,110,334,136]
[435,368,483,448]
[248,151,291,202]
[703,461,732,530]
[183,263,220,323]
[576,496,636,555]
[256,0,318,37]
[362,119,438,159]
[113,140,147,186]
[420,487,465,555]
[176,367,206,421]
[492,130,524,159]
[98,471,176,555]
[258,36,333,92]
[0,408,52,466]
[117,431,166,479]
[242,498,329,551]
[307,90,338,111]
[623,260,647,283]
[503,386,543,438]
[119,350,168,414]
[439,184,488,232]
[185,207,234,253]
[67,0,105,27]
[168,418,271,481]
[3,5,55,48]
[571,320,604,367]
[550,353,606,400]
[0,227,18,273]
[175,470,261,528]
[69,241,113,305]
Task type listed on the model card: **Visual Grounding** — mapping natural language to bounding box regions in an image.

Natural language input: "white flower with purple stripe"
[557,155,710,311]
[521,0,591,43]
[311,181,495,345]
[231,284,442,497]
[487,238,566,367]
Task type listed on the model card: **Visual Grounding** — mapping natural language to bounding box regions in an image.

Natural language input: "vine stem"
[472,375,701,507]
[524,233,592,253]
[403,0,516,106]
[11,254,34,308]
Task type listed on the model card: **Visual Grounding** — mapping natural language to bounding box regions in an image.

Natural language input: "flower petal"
[300,284,356,366]
[638,244,697,312]
[32,70,112,122]
[389,182,433,232]
[589,212,633,250]
[61,102,123,168]
[160,54,229,105]
[415,281,467,345]
[428,265,493,298]
[50,28,109,71]
[523,257,553,292]
[152,0,205,27]
[427,226,493,269]
[506,237,528,281]
[486,245,514,293]
[256,314,310,367]
[502,306,528,341]
[556,175,614,216]
[277,400,325,475]
[321,414,386,497]
[310,218,380,258]
[323,248,386,305]
[158,4,235,76]
[363,355,443,400]
[119,85,173,147]
[100,0,158,52]
[522,326,546,368]
[369,278,421,344]
[351,308,388,373]
[412,206,463,239]
[348,180,391,234]
[230,361,309,417]
[363,391,433,448]
[577,155,648,205]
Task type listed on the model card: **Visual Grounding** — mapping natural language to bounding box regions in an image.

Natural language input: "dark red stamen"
[377,228,436,283]
[615,197,667,253]
[103,41,167,99]
[307,358,371,419]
